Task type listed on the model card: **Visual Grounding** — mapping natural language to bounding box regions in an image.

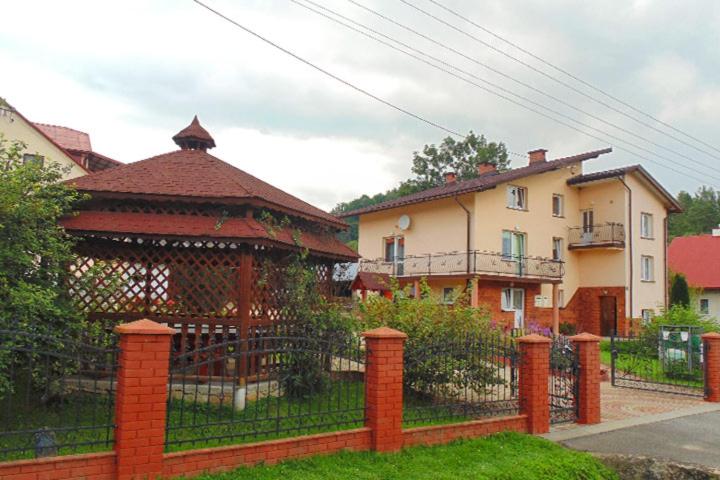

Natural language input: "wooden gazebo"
[62,116,357,357]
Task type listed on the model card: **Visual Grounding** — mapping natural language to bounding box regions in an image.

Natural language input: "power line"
[294,0,720,184]
[320,0,720,175]
[396,0,720,162]
[424,0,720,158]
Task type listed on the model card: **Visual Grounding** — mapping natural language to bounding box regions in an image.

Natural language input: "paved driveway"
[560,410,720,469]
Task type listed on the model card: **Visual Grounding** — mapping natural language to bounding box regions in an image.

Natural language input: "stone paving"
[599,381,704,422]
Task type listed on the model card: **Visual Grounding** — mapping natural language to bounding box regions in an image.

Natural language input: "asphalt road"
[561,411,720,469]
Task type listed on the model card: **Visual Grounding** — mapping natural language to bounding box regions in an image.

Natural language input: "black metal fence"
[402,333,519,426]
[611,329,705,397]
[550,336,579,424]
[0,328,118,461]
[165,332,366,451]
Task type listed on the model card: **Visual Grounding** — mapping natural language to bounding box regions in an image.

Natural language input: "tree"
[670,273,691,308]
[409,131,509,189]
[333,132,509,245]
[668,186,720,238]
[0,136,85,393]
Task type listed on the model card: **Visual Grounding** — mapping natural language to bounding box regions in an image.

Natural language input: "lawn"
[194,432,617,480]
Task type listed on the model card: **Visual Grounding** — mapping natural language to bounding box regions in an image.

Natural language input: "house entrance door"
[600,295,617,336]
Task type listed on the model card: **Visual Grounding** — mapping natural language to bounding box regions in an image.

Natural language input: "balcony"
[358,251,564,282]
[568,223,625,250]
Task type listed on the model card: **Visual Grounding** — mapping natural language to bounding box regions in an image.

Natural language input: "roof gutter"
[618,176,633,327]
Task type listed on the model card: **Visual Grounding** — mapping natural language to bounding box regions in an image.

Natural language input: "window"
[700,298,710,315]
[641,309,654,324]
[641,213,654,239]
[502,231,526,260]
[552,237,564,261]
[552,194,564,217]
[581,209,594,233]
[501,288,524,311]
[506,185,527,210]
[443,287,455,304]
[383,236,404,262]
[22,153,44,167]
[640,255,654,281]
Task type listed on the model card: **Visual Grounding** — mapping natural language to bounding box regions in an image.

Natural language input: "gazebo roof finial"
[172,115,216,151]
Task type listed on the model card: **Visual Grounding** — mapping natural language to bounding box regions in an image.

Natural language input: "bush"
[559,321,577,336]
[644,304,719,338]
[670,273,691,307]
[355,279,505,399]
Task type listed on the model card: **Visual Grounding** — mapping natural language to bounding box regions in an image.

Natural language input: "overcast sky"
[2,0,719,211]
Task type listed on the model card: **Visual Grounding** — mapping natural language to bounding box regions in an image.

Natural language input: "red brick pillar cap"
[701,332,720,340]
[361,326,408,340]
[114,318,176,335]
[569,332,602,342]
[516,333,552,344]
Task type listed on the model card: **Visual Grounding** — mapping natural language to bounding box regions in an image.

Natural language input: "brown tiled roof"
[351,271,392,291]
[567,164,681,212]
[339,148,612,217]
[172,115,216,149]
[33,123,92,152]
[61,211,357,260]
[67,148,346,228]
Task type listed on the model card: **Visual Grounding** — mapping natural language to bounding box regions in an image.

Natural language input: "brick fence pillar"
[702,332,720,402]
[570,333,601,424]
[114,319,175,480]
[517,334,551,434]
[362,327,407,452]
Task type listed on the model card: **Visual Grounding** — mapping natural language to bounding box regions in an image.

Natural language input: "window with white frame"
[640,213,654,239]
[641,309,654,323]
[640,255,654,281]
[700,298,710,315]
[506,185,527,210]
[502,230,526,260]
[442,287,455,304]
[552,237,564,261]
[552,194,564,217]
[501,288,524,311]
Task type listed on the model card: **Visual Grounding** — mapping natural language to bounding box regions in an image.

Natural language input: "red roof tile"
[352,271,392,291]
[668,235,720,289]
[67,148,345,228]
[61,211,357,260]
[339,148,612,217]
[33,123,92,152]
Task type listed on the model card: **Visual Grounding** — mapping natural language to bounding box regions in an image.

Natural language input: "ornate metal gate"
[550,336,579,424]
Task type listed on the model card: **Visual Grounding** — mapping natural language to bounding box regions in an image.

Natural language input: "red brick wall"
[570,286,626,336]
[703,333,720,403]
[402,415,527,447]
[0,452,115,480]
[162,428,372,478]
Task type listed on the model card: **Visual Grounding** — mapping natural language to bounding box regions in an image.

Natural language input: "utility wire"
[425,0,720,157]
[306,0,720,176]
[394,0,720,162]
[294,0,720,184]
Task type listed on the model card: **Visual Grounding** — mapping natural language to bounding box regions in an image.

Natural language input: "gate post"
[517,334,552,434]
[570,333,601,424]
[114,319,175,480]
[702,332,720,402]
[362,327,407,452]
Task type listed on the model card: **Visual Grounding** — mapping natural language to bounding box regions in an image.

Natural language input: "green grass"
[195,432,617,480]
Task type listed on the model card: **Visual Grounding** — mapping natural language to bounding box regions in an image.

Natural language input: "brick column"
[570,333,601,424]
[362,327,407,452]
[517,334,551,434]
[114,319,175,480]
[702,332,720,402]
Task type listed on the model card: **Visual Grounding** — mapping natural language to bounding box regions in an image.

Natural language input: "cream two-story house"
[342,148,681,337]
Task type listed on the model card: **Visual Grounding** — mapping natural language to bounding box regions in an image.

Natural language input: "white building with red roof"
[669,229,720,318]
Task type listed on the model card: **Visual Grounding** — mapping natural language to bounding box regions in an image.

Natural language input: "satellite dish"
[398,214,411,230]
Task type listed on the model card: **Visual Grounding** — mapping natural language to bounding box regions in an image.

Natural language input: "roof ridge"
[32,122,89,136]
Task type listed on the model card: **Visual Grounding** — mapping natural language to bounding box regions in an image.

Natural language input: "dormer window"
[507,185,527,210]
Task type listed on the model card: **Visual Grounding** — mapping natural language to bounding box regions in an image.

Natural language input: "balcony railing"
[568,223,625,249]
[359,251,564,281]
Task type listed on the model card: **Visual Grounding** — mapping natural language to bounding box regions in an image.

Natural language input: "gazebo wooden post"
[237,248,253,385]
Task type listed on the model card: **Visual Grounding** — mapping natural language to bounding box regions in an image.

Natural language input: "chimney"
[477,162,497,176]
[713,224,720,237]
[444,171,457,184]
[528,149,548,164]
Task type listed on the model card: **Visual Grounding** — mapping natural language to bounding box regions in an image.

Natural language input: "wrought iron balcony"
[358,250,564,281]
[568,223,625,249]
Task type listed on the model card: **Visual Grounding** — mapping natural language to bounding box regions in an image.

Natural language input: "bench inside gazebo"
[62,116,357,376]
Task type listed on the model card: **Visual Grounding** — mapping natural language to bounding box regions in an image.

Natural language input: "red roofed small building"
[669,230,720,318]
[62,117,357,361]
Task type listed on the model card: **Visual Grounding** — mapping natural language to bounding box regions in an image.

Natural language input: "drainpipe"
[664,216,669,310]
[453,196,472,276]
[618,177,633,329]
